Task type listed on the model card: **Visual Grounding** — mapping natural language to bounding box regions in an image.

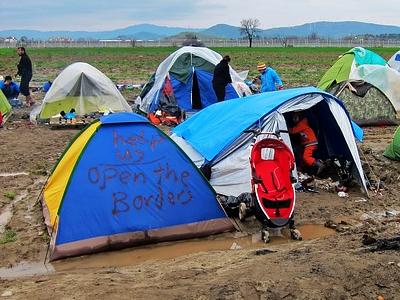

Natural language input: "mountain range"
[1,21,400,40]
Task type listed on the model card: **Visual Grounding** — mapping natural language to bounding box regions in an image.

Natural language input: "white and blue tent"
[172,87,366,197]
[137,46,251,113]
[388,50,400,72]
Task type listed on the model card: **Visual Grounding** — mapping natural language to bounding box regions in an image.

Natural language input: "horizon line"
[1,20,400,33]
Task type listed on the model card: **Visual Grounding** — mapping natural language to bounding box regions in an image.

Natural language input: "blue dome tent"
[172,87,366,197]
[136,46,251,114]
[42,112,233,260]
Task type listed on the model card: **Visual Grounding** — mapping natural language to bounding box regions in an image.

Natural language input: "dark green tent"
[329,80,398,126]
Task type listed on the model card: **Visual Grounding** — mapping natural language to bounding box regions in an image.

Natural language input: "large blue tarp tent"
[43,112,233,260]
[172,87,367,197]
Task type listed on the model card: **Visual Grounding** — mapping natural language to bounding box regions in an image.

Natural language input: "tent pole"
[44,215,58,264]
[33,174,51,207]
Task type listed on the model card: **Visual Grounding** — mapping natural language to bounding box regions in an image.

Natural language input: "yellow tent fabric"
[0,90,11,117]
[44,122,101,225]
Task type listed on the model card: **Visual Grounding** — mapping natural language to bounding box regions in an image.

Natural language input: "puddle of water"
[297,224,335,240]
[0,206,13,234]
[54,224,334,272]
[0,172,29,177]
[0,262,55,279]
[52,235,266,272]
[0,191,29,234]
[0,224,334,279]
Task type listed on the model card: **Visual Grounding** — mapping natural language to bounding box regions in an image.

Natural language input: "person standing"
[256,63,283,92]
[16,47,34,106]
[212,55,232,102]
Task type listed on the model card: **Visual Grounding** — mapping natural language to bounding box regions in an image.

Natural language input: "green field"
[0,47,397,87]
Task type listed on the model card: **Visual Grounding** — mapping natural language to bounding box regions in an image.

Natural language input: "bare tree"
[279,37,288,48]
[240,18,260,48]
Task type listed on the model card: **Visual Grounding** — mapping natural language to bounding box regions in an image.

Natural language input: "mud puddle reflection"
[0,224,334,279]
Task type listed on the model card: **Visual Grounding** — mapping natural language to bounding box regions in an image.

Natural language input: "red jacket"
[289,118,318,146]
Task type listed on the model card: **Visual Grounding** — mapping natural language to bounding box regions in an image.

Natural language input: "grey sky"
[0,0,399,30]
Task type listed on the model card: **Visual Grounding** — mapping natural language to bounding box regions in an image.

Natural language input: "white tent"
[388,50,400,72]
[38,62,132,118]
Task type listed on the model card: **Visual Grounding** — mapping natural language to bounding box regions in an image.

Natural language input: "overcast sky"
[1,0,399,31]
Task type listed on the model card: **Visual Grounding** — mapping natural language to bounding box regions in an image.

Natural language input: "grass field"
[0,46,397,87]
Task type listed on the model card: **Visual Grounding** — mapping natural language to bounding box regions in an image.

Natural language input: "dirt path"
[0,112,399,299]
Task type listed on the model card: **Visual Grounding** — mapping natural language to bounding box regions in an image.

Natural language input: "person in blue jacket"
[0,76,20,100]
[255,63,283,92]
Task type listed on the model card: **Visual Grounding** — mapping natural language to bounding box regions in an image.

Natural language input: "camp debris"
[136,46,251,115]
[171,87,367,197]
[383,126,400,161]
[48,114,98,129]
[36,62,132,119]
[42,81,52,93]
[318,47,400,125]
[42,112,233,260]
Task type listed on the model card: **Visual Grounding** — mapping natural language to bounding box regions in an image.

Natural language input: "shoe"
[290,229,302,240]
[261,229,270,243]
[238,203,247,221]
[313,159,325,176]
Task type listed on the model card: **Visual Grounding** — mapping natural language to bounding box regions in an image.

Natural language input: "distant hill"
[0,24,202,40]
[199,24,241,39]
[260,21,400,38]
[199,21,400,39]
[1,21,400,40]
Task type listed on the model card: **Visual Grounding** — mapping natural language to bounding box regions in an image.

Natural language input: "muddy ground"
[0,103,399,299]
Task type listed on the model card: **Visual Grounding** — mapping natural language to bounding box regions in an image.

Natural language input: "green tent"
[38,62,131,119]
[318,47,387,90]
[0,90,11,119]
[384,126,400,160]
